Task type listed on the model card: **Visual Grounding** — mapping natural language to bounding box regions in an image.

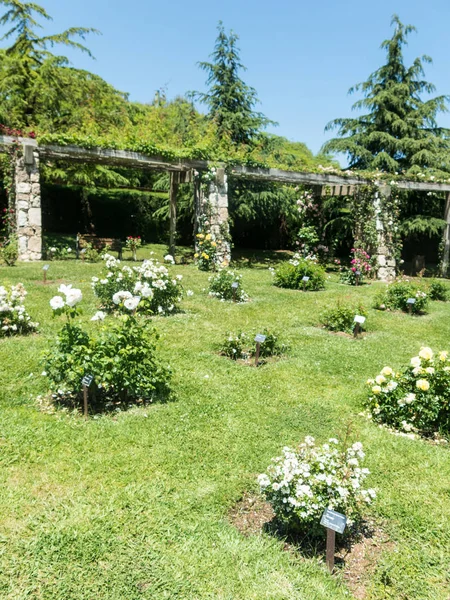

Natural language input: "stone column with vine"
[374,183,398,280]
[195,167,231,266]
[14,143,42,260]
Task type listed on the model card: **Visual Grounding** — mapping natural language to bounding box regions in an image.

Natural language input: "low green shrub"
[373,279,428,314]
[428,279,449,302]
[273,255,325,291]
[258,436,375,538]
[0,235,18,266]
[208,270,248,302]
[219,328,288,361]
[43,315,171,412]
[365,346,450,437]
[320,301,368,334]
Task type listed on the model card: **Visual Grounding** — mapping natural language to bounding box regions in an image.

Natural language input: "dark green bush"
[273,257,325,291]
[428,279,449,302]
[373,279,428,314]
[320,302,368,334]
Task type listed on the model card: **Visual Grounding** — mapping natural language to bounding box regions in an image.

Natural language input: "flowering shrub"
[320,302,368,334]
[428,279,449,302]
[365,347,450,437]
[373,278,428,314]
[195,214,220,271]
[208,270,248,302]
[125,236,141,261]
[258,437,375,537]
[339,247,373,285]
[219,328,288,361]
[219,331,249,360]
[0,234,18,266]
[0,284,38,336]
[43,299,171,412]
[46,245,74,260]
[273,255,326,291]
[92,253,183,315]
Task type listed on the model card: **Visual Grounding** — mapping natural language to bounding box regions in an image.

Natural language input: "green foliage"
[273,257,326,291]
[219,331,248,360]
[208,269,248,302]
[428,279,449,302]
[373,278,429,313]
[0,232,17,265]
[43,316,172,411]
[191,21,273,145]
[323,15,450,175]
[365,347,450,436]
[219,327,288,361]
[320,301,368,334]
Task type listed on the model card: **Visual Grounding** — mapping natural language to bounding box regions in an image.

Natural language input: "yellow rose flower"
[205,234,211,240]
[372,386,381,395]
[196,233,205,239]
[418,347,433,361]
[416,379,430,391]
[375,375,386,385]
[381,367,393,377]
[204,254,209,259]
[194,253,199,258]
[211,242,217,247]
[439,351,448,362]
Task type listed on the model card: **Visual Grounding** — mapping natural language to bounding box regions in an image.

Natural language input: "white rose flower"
[50,296,65,310]
[418,347,433,361]
[124,296,141,311]
[91,311,106,321]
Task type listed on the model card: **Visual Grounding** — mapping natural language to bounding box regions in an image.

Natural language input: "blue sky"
[9,0,450,155]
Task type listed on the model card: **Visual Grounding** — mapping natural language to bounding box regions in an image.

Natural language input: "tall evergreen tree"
[323,15,450,174]
[192,22,273,145]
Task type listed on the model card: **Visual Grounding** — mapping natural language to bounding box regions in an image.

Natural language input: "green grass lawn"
[1,246,450,599]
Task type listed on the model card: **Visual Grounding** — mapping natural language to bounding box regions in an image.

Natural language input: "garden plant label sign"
[254,334,266,367]
[320,508,347,534]
[43,264,50,271]
[231,282,239,289]
[254,334,266,344]
[82,374,94,387]
[407,298,416,304]
[302,276,310,282]
[354,315,366,324]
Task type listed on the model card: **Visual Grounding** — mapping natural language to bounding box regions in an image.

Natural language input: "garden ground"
[1,245,450,599]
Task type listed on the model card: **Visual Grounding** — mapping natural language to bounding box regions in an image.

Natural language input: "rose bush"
[0,283,38,336]
[258,436,375,538]
[365,346,450,437]
[208,270,248,302]
[373,278,428,314]
[273,255,326,291]
[92,253,183,315]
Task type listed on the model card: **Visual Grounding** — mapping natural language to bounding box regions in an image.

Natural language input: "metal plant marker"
[353,314,366,338]
[254,334,266,367]
[407,297,416,315]
[231,281,239,303]
[320,508,347,573]
[81,374,94,418]
[42,264,49,283]
[302,275,310,292]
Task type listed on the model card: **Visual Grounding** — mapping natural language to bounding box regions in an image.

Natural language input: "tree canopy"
[191,22,274,145]
[323,15,450,175]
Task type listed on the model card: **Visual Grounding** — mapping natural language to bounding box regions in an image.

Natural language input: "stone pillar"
[440,192,450,278]
[15,144,42,261]
[196,168,231,265]
[374,184,396,280]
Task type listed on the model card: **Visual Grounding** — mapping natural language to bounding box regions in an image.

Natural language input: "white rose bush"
[208,270,248,302]
[365,346,450,437]
[43,284,171,413]
[0,283,38,337]
[91,253,183,315]
[258,436,375,538]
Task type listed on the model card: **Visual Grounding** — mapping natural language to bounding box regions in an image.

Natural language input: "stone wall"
[15,146,42,261]
[374,185,396,280]
[197,169,231,265]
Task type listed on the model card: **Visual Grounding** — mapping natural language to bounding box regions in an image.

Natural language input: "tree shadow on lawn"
[231,248,293,269]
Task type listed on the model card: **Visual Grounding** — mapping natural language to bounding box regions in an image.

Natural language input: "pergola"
[3,135,450,279]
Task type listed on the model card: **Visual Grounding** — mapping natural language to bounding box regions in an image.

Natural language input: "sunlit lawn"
[0,245,449,599]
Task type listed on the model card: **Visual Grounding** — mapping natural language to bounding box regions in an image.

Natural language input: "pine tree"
[0,0,98,129]
[192,21,273,145]
[323,15,450,174]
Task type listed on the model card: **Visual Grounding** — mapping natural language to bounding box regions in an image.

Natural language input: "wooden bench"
[76,234,123,259]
